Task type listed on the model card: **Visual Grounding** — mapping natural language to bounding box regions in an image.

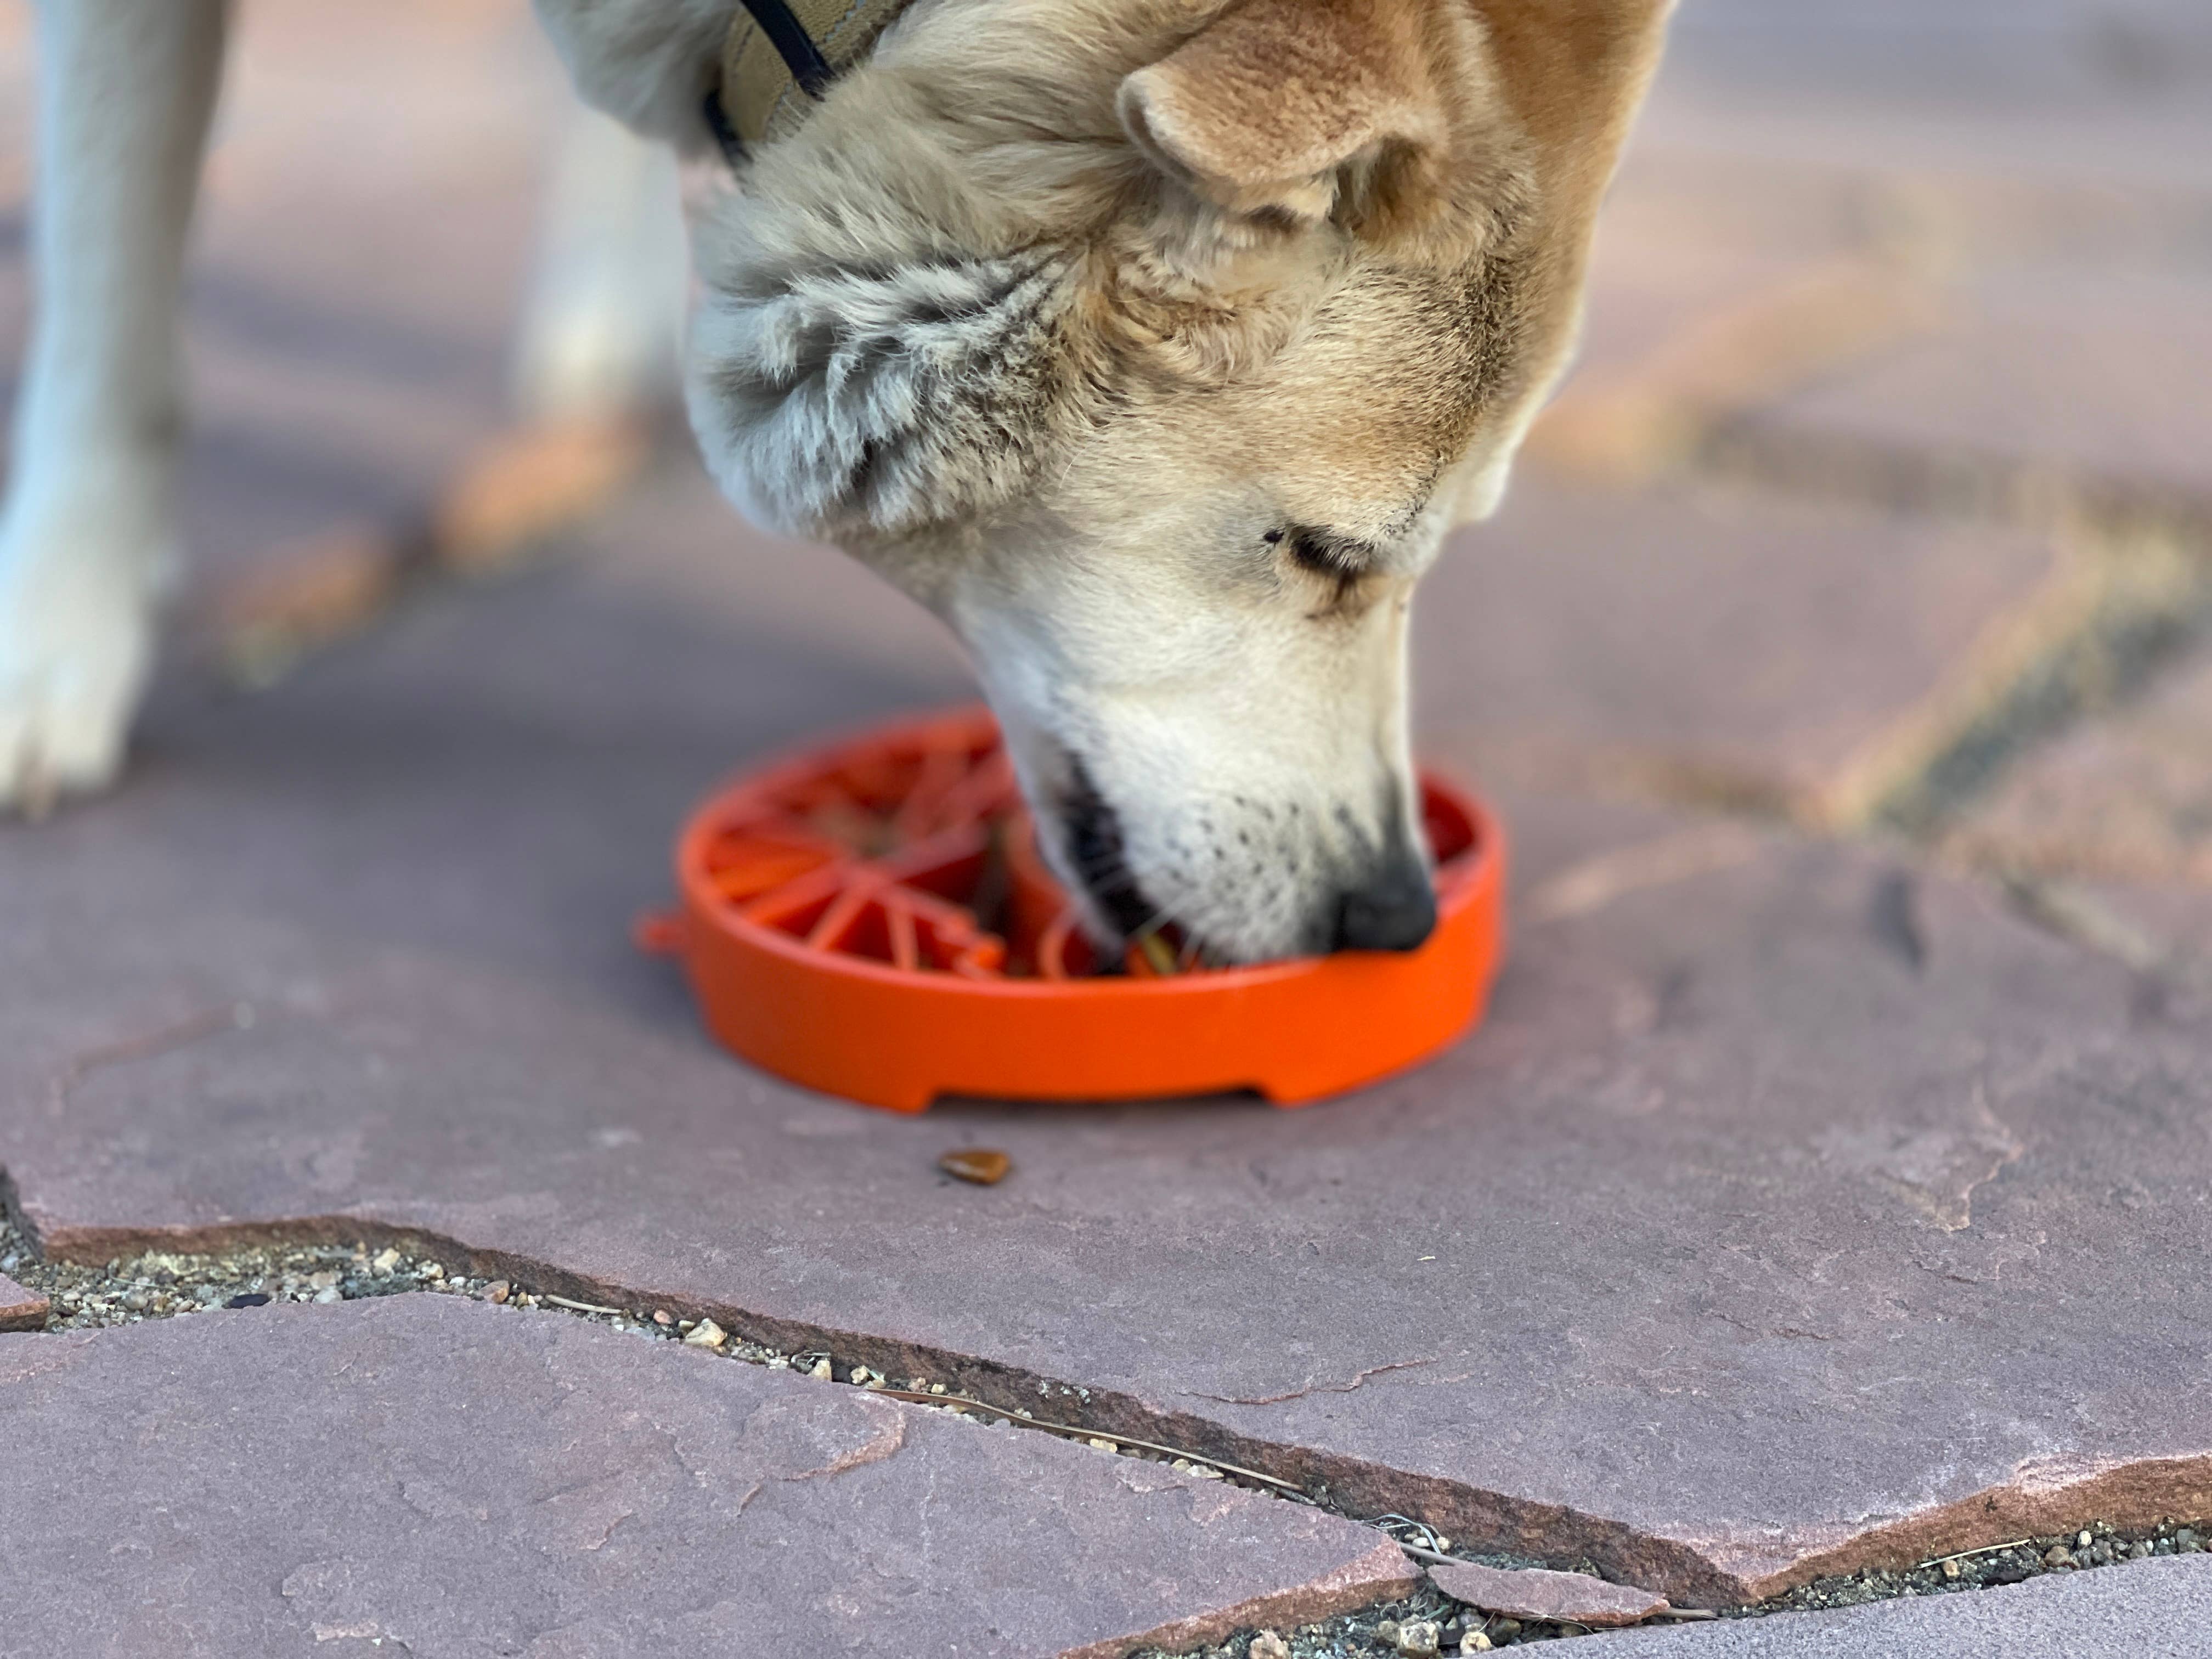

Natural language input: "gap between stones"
[1691,420,2212,842]
[1544,420,2212,990]
[3,1188,2206,1645]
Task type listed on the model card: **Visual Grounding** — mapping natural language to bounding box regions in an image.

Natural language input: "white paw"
[0,529,162,816]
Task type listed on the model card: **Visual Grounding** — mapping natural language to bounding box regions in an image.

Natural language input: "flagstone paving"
[0,1293,1414,1658]
[1941,641,2212,983]
[6,474,2211,1613]
[1417,476,2055,808]
[6,0,2212,1652]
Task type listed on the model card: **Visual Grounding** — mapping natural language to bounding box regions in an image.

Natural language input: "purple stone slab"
[0,1273,46,1332]
[1746,273,2212,501]
[1430,1562,1669,1628]
[1944,644,2212,980]
[1587,1554,2212,1658]
[1417,478,2053,800]
[0,1294,1414,1657]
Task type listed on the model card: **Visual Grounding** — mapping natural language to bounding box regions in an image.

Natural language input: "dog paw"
[0,540,161,817]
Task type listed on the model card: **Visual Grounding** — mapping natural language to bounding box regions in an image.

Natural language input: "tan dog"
[1,0,1671,963]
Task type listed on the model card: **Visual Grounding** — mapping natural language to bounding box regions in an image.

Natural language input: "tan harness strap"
[719,0,913,148]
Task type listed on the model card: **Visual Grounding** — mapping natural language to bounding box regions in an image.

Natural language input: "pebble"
[1393,1620,1441,1656]
[809,1357,833,1381]
[370,1248,400,1273]
[485,1280,510,1304]
[683,1318,727,1350]
[1940,1559,1961,1580]
[2077,1531,2093,1550]
[1248,1633,1290,1659]
[1460,1636,1492,1654]
[652,1309,674,1326]
[312,1286,343,1305]
[1086,1437,1119,1454]
[2178,1529,2202,1553]
[2044,1545,2073,1569]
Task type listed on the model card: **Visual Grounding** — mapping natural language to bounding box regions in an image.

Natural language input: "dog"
[0,0,1670,964]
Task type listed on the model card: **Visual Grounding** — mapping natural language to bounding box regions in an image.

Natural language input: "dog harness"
[711,0,915,158]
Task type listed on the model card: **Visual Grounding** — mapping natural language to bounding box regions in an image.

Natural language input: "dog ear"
[1116,0,1474,246]
[688,249,1077,540]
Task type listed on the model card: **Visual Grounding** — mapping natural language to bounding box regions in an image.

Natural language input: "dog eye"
[1277,528,1371,581]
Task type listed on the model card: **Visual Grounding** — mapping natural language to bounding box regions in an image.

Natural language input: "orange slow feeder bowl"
[647,707,1505,1112]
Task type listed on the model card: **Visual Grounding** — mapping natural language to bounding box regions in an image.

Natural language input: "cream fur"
[4,0,1673,962]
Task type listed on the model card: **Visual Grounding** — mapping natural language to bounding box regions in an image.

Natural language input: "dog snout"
[1331,847,1437,953]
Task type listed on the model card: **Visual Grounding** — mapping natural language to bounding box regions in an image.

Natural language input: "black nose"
[1332,852,1438,952]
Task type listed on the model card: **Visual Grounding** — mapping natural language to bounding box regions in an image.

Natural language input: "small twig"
[870,1389,1306,1495]
[1396,1541,1475,1569]
[1921,1537,2033,1569]
[539,1293,625,1317]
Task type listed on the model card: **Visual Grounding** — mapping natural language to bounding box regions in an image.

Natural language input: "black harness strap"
[736,0,836,99]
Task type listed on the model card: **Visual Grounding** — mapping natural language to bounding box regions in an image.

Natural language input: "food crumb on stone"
[938,1148,1012,1185]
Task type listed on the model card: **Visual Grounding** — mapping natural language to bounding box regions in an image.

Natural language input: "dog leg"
[0,0,228,813]
[509,103,686,425]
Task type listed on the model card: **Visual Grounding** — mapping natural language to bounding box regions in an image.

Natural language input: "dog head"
[543,0,1672,962]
